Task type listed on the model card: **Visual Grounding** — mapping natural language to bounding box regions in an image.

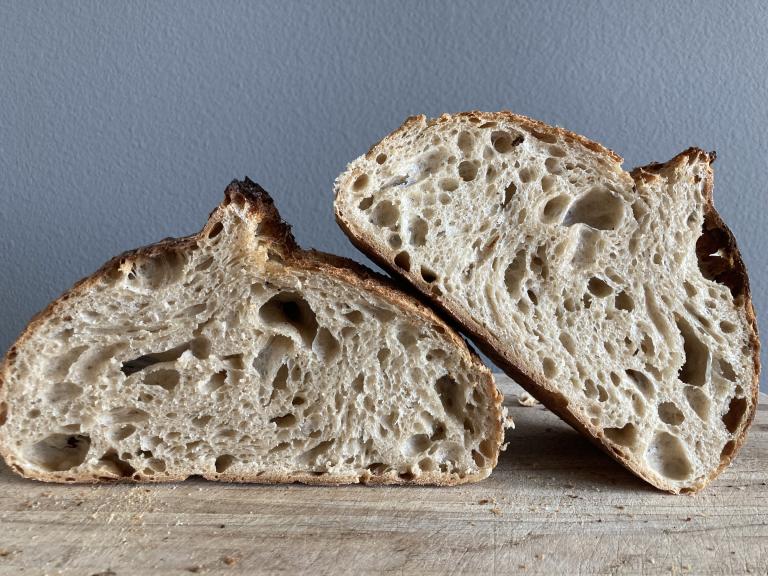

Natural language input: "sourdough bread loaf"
[334,111,759,493]
[0,180,504,485]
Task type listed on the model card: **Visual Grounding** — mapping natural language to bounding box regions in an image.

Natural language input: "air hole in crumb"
[352,173,369,191]
[722,396,748,434]
[121,340,192,377]
[351,373,365,394]
[604,423,638,448]
[541,194,570,224]
[658,402,685,426]
[388,234,402,249]
[358,196,374,211]
[272,364,289,393]
[23,434,90,472]
[719,320,737,334]
[409,216,428,246]
[542,357,557,378]
[98,449,136,477]
[587,277,613,298]
[540,175,555,193]
[298,440,334,466]
[394,251,411,271]
[419,458,436,472]
[208,221,224,239]
[684,386,710,420]
[490,131,523,153]
[563,187,624,230]
[625,369,654,400]
[192,415,213,428]
[375,153,387,164]
[377,347,390,366]
[675,316,710,387]
[215,454,236,473]
[430,425,446,442]
[519,167,536,183]
[366,462,387,475]
[222,353,244,370]
[259,292,319,347]
[143,368,180,392]
[344,310,364,324]
[479,437,495,459]
[435,375,464,421]
[420,266,437,284]
[371,200,400,228]
[544,157,563,175]
[439,178,459,192]
[270,413,297,428]
[202,370,227,394]
[695,213,744,298]
[313,328,340,363]
[717,358,736,382]
[549,145,566,157]
[503,181,517,207]
[110,424,136,442]
[458,161,478,181]
[503,250,527,299]
[559,333,576,355]
[397,328,418,349]
[615,291,634,311]
[645,431,692,480]
[369,306,396,322]
[404,434,431,456]
[269,442,290,454]
[195,256,214,272]
[457,131,474,154]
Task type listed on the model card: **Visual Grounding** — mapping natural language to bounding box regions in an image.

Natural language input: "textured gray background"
[1,1,765,389]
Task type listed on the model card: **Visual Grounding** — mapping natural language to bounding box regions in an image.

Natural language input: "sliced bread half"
[334,111,759,493]
[0,179,504,485]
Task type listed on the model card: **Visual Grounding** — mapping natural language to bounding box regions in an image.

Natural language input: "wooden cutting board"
[0,375,764,575]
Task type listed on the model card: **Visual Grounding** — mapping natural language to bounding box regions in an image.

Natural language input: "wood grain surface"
[0,375,764,576]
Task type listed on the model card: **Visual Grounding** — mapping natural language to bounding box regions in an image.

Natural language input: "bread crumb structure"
[0,180,504,485]
[335,111,759,493]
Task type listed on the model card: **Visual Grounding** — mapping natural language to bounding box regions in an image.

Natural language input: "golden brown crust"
[0,179,504,486]
[362,111,623,165]
[335,116,759,494]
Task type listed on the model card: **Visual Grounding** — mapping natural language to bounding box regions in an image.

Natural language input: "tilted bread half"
[335,111,760,493]
[0,180,504,485]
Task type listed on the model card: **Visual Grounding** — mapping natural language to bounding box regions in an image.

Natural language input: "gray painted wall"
[1,1,765,389]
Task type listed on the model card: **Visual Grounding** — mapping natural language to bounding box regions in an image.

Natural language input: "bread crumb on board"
[517,393,540,407]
